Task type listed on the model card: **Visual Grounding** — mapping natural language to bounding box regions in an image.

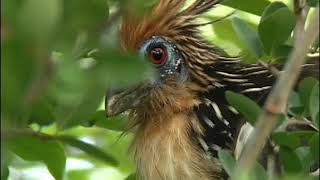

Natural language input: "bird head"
[106,0,222,117]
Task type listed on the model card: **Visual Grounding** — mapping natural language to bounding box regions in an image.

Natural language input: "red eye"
[148,47,168,65]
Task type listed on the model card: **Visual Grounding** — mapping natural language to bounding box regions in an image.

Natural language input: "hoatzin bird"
[105,0,319,179]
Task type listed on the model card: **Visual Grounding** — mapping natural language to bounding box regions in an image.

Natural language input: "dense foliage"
[1,0,319,180]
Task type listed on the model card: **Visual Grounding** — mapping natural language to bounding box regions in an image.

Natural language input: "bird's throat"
[128,85,223,180]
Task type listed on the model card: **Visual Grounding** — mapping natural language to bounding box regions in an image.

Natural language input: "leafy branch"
[234,7,319,177]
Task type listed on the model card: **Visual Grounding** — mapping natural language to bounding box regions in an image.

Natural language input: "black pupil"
[151,49,163,61]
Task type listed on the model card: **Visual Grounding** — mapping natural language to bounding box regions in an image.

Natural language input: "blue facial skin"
[139,36,188,85]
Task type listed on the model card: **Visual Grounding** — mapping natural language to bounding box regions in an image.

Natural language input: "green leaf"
[299,77,318,115]
[273,131,316,150]
[258,2,296,54]
[260,2,287,22]
[210,18,244,54]
[309,134,319,161]
[125,173,137,180]
[58,0,109,48]
[250,162,268,180]
[309,82,319,123]
[295,147,314,172]
[279,147,303,174]
[91,49,154,87]
[58,136,118,166]
[272,132,301,149]
[222,0,270,16]
[225,91,262,126]
[307,0,319,7]
[7,134,66,180]
[1,148,12,180]
[91,110,126,131]
[2,35,38,121]
[28,99,55,126]
[18,0,62,42]
[271,45,293,63]
[1,167,9,180]
[288,91,302,109]
[218,149,236,176]
[67,169,92,180]
[232,17,264,57]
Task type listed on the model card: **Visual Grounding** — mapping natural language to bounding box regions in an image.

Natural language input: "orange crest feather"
[120,0,187,51]
[120,0,220,51]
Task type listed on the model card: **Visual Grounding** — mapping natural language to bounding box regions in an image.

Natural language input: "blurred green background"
[1,0,319,180]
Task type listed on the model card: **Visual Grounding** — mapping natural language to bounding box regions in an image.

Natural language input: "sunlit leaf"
[67,169,92,180]
[232,17,264,57]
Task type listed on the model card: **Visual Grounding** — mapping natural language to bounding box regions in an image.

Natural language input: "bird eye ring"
[148,47,168,66]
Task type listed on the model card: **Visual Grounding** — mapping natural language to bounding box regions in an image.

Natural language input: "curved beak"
[105,84,150,117]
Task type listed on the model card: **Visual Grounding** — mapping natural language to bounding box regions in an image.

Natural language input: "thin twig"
[234,8,319,177]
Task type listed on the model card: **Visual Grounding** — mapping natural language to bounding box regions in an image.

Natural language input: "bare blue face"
[139,36,188,84]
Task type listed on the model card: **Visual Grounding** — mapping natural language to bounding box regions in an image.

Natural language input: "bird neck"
[129,83,223,180]
[131,111,223,180]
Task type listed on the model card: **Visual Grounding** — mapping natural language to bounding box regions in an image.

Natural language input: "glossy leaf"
[232,17,264,57]
[258,2,296,54]
[226,91,262,125]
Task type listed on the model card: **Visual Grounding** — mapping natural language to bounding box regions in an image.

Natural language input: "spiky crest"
[120,0,220,51]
